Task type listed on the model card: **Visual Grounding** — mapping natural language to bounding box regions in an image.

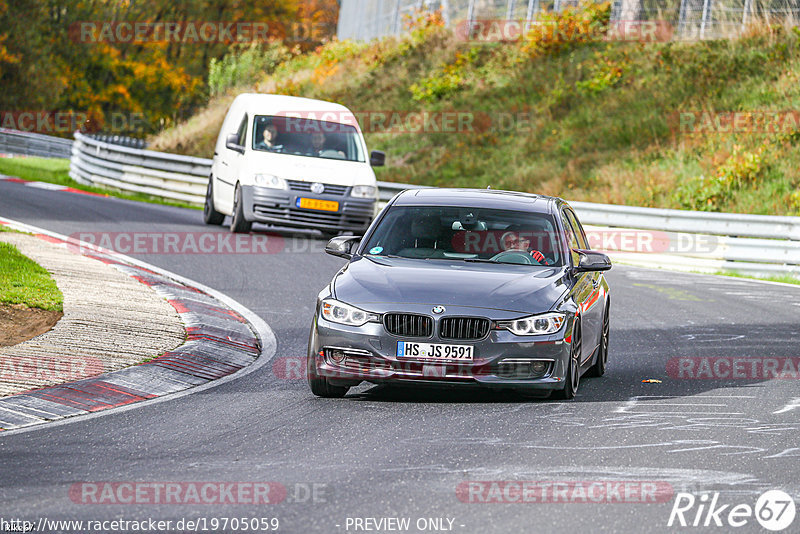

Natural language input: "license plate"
[296,197,339,212]
[397,341,473,361]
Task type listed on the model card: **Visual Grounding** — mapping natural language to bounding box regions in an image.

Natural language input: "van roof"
[231,93,353,116]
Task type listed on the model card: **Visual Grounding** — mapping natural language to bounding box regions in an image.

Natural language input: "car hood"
[332,256,568,314]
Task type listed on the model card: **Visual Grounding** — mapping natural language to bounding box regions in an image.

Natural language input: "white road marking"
[773,397,800,414]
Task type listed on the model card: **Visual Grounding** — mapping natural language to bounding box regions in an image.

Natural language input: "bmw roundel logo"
[310,182,325,194]
[432,305,446,314]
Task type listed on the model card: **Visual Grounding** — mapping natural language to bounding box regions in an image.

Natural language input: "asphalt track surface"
[0,179,799,533]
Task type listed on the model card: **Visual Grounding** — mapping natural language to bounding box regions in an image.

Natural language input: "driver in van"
[309,130,345,158]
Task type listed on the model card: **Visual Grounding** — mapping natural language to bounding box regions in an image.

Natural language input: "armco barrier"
[0,129,73,158]
[6,129,800,279]
[70,131,208,204]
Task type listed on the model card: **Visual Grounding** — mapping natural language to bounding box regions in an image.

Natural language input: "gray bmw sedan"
[307,188,611,399]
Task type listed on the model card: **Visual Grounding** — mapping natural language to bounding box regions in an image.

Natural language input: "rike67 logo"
[668,490,796,531]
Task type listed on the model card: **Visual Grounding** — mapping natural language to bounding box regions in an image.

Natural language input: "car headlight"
[496,312,566,335]
[254,174,287,189]
[351,185,377,198]
[321,299,379,326]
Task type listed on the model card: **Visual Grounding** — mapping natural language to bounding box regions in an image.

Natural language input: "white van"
[205,94,384,235]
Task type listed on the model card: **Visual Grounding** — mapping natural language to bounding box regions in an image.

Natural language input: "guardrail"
[7,129,796,280]
[0,129,73,158]
[70,131,208,204]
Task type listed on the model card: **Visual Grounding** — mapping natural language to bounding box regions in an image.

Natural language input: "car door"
[561,210,594,365]
[564,208,603,359]
[217,113,248,213]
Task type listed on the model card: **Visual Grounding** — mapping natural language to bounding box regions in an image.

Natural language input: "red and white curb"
[0,217,276,434]
[0,174,108,197]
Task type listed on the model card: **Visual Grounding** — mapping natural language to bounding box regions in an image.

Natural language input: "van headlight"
[496,312,566,335]
[351,185,377,198]
[254,174,287,189]
[321,299,379,326]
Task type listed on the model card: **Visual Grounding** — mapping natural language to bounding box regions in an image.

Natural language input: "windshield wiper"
[461,258,497,263]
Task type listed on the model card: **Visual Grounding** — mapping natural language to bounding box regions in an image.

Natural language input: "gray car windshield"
[363,206,564,267]
[252,115,365,162]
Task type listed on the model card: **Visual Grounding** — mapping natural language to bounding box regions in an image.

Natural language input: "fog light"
[532,361,548,374]
[329,349,346,363]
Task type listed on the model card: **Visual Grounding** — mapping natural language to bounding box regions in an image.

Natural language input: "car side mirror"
[370,150,385,167]
[226,133,244,154]
[325,236,361,260]
[573,249,612,273]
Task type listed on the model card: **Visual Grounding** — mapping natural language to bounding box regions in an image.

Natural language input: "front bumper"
[309,312,572,390]
[242,185,376,232]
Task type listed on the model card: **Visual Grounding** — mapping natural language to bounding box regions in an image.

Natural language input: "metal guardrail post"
[741,0,752,30]
[506,0,516,20]
[700,0,712,38]
[524,0,539,31]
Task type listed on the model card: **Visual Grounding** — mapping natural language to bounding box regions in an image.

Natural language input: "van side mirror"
[226,133,244,154]
[573,250,612,273]
[370,150,385,167]
[325,236,361,260]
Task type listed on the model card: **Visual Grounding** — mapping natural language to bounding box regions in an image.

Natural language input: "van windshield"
[252,115,365,162]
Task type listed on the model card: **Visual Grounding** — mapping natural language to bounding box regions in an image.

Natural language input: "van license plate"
[296,198,339,212]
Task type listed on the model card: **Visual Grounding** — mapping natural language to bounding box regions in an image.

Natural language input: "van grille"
[440,317,490,340]
[383,313,433,337]
[287,180,348,196]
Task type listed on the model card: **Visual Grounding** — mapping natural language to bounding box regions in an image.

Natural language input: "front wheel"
[203,178,225,225]
[554,321,581,400]
[307,351,349,398]
[230,183,252,234]
[587,303,609,377]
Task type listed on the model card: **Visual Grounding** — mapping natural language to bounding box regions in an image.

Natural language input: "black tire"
[203,178,225,225]
[307,349,349,398]
[587,303,610,378]
[554,320,581,400]
[230,183,252,234]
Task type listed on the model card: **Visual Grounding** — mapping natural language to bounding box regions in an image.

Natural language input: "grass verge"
[0,242,64,311]
[714,270,800,285]
[0,156,200,210]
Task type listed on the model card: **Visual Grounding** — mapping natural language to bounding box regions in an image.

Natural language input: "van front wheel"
[230,184,252,234]
[203,178,225,225]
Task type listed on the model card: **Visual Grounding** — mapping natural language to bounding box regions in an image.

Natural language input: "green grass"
[151,10,800,215]
[0,242,64,311]
[714,270,800,285]
[0,157,200,210]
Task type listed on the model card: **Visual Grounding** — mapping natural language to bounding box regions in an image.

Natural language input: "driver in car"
[501,225,551,265]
